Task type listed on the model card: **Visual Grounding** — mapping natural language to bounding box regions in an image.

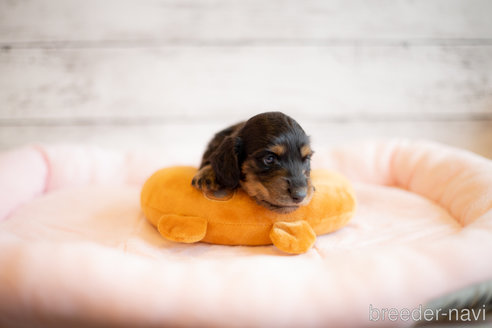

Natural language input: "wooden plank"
[1,46,491,121]
[1,0,491,44]
[0,121,491,159]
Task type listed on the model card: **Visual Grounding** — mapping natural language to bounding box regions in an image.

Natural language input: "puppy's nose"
[289,187,307,203]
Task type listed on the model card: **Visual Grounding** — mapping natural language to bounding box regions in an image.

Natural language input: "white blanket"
[0,140,491,327]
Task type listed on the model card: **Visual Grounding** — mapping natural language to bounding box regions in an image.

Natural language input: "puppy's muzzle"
[286,177,308,203]
[289,187,307,203]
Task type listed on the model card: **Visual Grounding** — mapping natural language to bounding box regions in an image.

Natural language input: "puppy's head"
[212,112,314,213]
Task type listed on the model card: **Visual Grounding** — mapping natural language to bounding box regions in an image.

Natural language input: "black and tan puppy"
[192,112,314,213]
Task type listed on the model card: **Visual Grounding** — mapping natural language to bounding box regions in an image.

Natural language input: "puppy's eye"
[263,154,276,166]
[302,154,312,162]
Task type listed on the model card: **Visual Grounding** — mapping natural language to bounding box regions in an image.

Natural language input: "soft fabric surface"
[0,140,491,327]
[141,166,356,254]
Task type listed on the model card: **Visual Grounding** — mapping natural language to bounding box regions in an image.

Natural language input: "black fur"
[209,136,243,189]
[194,111,313,212]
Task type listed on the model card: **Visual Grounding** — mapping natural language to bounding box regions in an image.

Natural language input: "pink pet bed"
[0,140,491,327]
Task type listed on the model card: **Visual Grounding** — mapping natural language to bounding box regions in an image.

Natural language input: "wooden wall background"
[1,0,491,162]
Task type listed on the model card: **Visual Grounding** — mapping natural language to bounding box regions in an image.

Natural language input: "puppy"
[192,112,314,213]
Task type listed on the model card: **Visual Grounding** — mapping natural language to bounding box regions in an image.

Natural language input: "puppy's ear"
[210,136,242,189]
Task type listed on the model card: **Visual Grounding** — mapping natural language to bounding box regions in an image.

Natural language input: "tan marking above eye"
[268,144,286,156]
[300,144,313,158]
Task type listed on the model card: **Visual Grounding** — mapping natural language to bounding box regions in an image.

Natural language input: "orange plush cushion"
[141,166,356,254]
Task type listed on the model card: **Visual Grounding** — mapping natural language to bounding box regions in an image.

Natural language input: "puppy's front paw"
[191,165,221,192]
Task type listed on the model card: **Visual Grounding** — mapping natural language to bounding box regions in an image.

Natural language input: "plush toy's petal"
[157,214,207,243]
[269,221,316,254]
